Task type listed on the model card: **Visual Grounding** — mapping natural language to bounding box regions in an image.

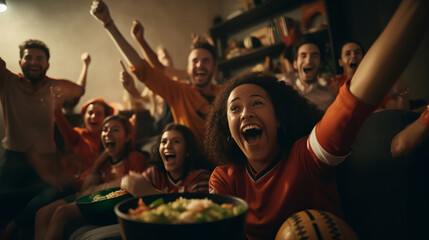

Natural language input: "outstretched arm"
[121,171,162,197]
[391,106,429,159]
[349,0,429,105]
[90,0,141,67]
[311,0,428,164]
[129,20,165,70]
[130,20,189,81]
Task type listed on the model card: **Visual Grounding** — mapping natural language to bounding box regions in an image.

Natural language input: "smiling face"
[293,43,321,85]
[19,48,49,84]
[101,119,131,162]
[187,48,216,90]
[227,84,279,172]
[339,42,363,79]
[159,130,186,180]
[84,102,106,134]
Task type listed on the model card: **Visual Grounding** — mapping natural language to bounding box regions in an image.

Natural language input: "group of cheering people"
[0,0,428,239]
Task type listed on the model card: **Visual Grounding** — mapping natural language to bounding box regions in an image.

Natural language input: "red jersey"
[101,151,147,183]
[209,84,376,240]
[143,166,210,193]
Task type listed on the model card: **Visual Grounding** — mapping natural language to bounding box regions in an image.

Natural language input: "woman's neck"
[247,144,280,174]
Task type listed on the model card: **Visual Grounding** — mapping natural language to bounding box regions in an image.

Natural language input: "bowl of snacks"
[76,187,133,225]
[114,193,248,240]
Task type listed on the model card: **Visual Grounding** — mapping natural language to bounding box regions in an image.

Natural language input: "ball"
[275,209,358,240]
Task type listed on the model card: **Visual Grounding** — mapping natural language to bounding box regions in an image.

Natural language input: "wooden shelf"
[210,0,332,79]
[210,0,308,37]
[218,43,284,70]
[217,28,329,77]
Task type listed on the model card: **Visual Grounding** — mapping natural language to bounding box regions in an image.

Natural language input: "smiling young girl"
[205,0,429,239]
[67,124,211,240]
[34,115,146,240]
[121,123,211,196]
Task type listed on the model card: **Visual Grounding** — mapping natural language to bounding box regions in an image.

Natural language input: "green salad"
[128,197,245,224]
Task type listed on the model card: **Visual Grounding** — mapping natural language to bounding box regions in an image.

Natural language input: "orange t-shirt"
[131,60,216,144]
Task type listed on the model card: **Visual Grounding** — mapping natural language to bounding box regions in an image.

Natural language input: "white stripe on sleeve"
[308,126,350,166]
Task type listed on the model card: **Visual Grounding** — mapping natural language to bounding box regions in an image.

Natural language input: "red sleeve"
[209,166,235,195]
[315,82,377,156]
[142,166,158,189]
[187,170,210,193]
[55,110,81,148]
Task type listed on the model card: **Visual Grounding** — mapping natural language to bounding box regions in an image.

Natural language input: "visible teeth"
[242,124,261,132]
[242,124,263,141]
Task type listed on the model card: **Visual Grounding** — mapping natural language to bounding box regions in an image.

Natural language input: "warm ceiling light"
[0,0,7,13]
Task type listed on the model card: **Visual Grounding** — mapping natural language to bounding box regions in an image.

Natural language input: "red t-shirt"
[101,151,147,182]
[143,166,210,193]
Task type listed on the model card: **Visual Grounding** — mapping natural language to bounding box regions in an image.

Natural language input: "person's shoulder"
[213,164,243,177]
[128,150,148,161]
[185,169,211,181]
[49,76,73,85]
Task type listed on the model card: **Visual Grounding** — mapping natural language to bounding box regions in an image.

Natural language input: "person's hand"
[130,20,144,43]
[121,171,153,197]
[191,32,214,46]
[119,60,138,96]
[81,52,91,66]
[90,0,113,26]
[50,86,64,113]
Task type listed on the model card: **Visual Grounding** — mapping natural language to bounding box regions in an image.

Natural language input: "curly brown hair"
[205,72,323,166]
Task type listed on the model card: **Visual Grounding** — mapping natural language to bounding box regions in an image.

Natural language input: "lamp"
[0,0,7,13]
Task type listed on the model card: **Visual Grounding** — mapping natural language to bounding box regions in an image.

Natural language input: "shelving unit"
[210,0,334,80]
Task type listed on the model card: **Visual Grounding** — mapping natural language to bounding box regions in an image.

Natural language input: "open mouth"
[349,63,358,70]
[164,153,176,162]
[303,67,313,74]
[105,140,116,150]
[194,70,207,78]
[242,125,263,143]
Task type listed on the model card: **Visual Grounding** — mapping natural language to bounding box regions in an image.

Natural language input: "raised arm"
[77,52,91,88]
[391,106,429,159]
[51,87,81,147]
[119,60,143,99]
[349,0,429,105]
[129,20,165,70]
[90,0,141,67]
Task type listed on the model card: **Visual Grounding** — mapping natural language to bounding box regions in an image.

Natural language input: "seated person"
[69,123,211,240]
[1,97,114,240]
[121,123,211,196]
[34,115,147,240]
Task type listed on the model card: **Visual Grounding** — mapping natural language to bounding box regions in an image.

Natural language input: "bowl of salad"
[114,193,248,240]
[76,187,133,225]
